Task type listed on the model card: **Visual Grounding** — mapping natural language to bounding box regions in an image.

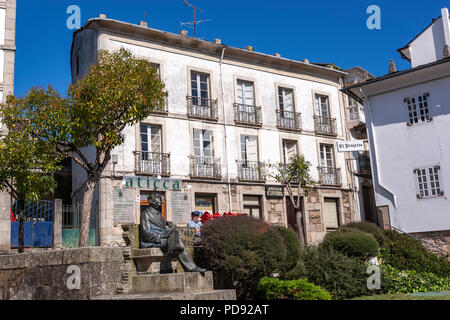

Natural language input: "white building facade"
[71,16,360,246]
[0,0,16,252]
[344,8,450,252]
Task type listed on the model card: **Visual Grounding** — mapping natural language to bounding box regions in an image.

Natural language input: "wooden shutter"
[247,136,258,162]
[323,198,339,229]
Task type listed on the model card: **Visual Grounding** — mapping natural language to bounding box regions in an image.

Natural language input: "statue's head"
[148,193,162,210]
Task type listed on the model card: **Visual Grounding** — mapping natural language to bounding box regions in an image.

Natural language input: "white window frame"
[414,165,444,199]
[405,93,432,126]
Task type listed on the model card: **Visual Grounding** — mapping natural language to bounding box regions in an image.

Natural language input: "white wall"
[367,76,450,233]
[91,33,349,187]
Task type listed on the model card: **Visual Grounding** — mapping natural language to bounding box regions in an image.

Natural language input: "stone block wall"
[410,230,450,259]
[0,247,128,300]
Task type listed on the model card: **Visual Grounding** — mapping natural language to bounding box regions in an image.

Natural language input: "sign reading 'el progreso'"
[337,140,365,152]
[122,176,181,191]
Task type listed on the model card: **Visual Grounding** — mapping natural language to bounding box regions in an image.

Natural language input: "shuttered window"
[193,129,213,158]
[240,135,258,162]
[140,124,161,154]
[191,71,209,99]
[323,198,339,229]
[237,80,254,106]
[282,140,298,163]
[279,87,294,112]
[315,95,330,118]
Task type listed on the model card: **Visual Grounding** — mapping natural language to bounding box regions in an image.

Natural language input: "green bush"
[321,228,380,260]
[197,216,297,299]
[257,277,331,300]
[342,222,389,249]
[382,264,450,294]
[383,230,450,277]
[271,226,301,278]
[284,246,381,299]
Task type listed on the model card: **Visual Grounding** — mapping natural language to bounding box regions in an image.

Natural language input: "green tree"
[1,48,166,246]
[0,122,62,253]
[264,154,316,245]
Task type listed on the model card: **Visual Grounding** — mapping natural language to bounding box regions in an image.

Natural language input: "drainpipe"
[219,47,233,212]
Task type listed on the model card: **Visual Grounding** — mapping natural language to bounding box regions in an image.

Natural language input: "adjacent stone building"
[0,0,16,252]
[70,15,360,246]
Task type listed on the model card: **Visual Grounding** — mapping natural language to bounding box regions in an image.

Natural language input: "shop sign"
[337,140,365,152]
[265,185,284,199]
[122,176,181,191]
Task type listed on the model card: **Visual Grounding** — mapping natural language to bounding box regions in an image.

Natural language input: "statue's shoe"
[190,266,207,274]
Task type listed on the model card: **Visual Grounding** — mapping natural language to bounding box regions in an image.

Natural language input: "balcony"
[186,96,218,121]
[318,166,341,186]
[237,160,266,182]
[135,151,170,176]
[314,115,337,136]
[276,110,302,131]
[233,103,262,127]
[150,95,169,114]
[190,156,221,179]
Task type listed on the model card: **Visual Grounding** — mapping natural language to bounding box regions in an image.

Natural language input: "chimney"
[274,53,281,57]
[245,45,254,51]
[179,30,188,37]
[389,59,397,73]
[99,13,106,19]
[302,58,310,64]
[139,21,148,28]
[213,38,221,44]
[442,8,450,47]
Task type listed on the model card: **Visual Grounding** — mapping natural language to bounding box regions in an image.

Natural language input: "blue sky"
[15,0,449,97]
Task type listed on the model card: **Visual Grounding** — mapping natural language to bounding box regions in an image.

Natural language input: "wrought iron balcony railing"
[233,103,262,126]
[186,96,218,120]
[190,156,221,179]
[318,166,341,186]
[135,151,170,176]
[150,95,169,114]
[314,115,337,136]
[276,109,302,131]
[237,160,266,182]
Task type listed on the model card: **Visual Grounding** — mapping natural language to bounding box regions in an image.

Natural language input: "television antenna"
[180,0,211,38]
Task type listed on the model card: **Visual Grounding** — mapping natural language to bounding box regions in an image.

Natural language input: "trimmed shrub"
[383,230,450,277]
[197,215,296,299]
[342,222,389,249]
[382,264,450,294]
[272,226,301,278]
[321,228,380,260]
[257,277,331,300]
[284,246,381,299]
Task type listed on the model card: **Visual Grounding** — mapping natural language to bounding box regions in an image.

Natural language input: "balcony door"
[140,124,162,174]
[193,129,213,176]
[236,80,255,123]
[279,87,295,127]
[319,144,336,185]
[282,140,298,164]
[240,135,259,180]
[315,95,330,118]
[190,71,211,118]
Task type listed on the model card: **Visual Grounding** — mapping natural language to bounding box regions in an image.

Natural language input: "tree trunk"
[18,198,25,253]
[296,209,306,246]
[78,177,98,247]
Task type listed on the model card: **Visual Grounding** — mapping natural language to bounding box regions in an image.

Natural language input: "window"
[279,87,294,113]
[347,96,359,121]
[320,144,334,168]
[243,195,262,220]
[236,80,254,106]
[191,71,209,101]
[282,140,298,164]
[415,166,443,198]
[139,124,164,174]
[150,63,160,77]
[140,124,162,154]
[405,93,430,125]
[193,129,213,158]
[195,194,217,215]
[315,95,330,118]
[323,198,339,229]
[240,135,258,162]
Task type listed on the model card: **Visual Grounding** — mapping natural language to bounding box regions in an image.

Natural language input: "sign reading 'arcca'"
[122,176,181,191]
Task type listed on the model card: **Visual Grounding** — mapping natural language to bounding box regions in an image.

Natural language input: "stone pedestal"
[0,191,11,253]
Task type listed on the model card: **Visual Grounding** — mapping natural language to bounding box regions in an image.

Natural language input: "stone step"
[92,289,236,300]
[131,271,214,294]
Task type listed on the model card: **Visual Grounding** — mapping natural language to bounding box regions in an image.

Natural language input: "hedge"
[257,277,331,300]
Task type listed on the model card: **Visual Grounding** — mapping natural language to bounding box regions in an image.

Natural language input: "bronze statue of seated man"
[139,192,206,273]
